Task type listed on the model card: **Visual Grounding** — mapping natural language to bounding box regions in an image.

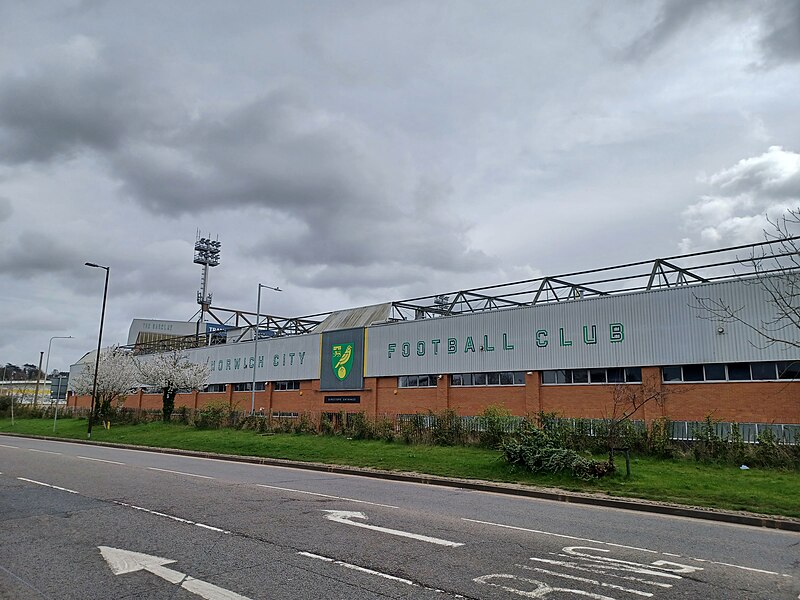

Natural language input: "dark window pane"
[572,369,589,384]
[500,372,514,385]
[778,361,800,380]
[682,365,704,382]
[255,382,265,391]
[555,369,571,384]
[462,373,473,386]
[451,374,463,386]
[513,371,526,385]
[704,364,726,381]
[473,373,487,386]
[398,376,408,388]
[589,369,606,384]
[487,372,500,385]
[407,375,418,387]
[542,371,556,384]
[727,363,751,381]
[624,367,642,383]
[607,368,624,383]
[662,366,682,382]
[751,362,777,380]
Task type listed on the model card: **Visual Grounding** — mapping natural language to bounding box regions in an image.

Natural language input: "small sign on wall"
[324,396,360,404]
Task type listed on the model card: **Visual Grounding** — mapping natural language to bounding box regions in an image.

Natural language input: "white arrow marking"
[322,510,464,547]
[98,546,251,600]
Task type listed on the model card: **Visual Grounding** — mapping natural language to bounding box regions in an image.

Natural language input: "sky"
[1,0,800,374]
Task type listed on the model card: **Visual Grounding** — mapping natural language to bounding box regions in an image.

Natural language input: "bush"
[501,424,614,480]
[431,409,464,446]
[479,405,512,449]
[194,400,228,429]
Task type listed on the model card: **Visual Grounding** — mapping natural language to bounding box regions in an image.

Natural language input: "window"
[499,372,514,386]
[607,368,624,383]
[233,382,263,392]
[751,362,777,380]
[727,363,751,381]
[274,380,300,391]
[778,361,800,380]
[473,373,487,385]
[486,372,500,385]
[572,369,589,384]
[704,364,726,381]
[589,369,606,384]
[662,366,682,382]
[624,367,642,383]
[204,384,226,393]
[398,375,437,388]
[682,365,704,382]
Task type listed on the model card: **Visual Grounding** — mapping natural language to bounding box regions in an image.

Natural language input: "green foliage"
[502,423,614,479]
[194,400,228,429]
[479,405,512,449]
[431,409,464,446]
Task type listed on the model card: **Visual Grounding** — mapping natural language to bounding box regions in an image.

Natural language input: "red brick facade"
[68,366,800,423]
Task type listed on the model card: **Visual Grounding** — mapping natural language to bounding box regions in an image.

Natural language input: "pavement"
[3,431,799,533]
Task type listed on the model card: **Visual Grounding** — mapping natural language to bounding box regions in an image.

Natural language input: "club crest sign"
[332,343,354,380]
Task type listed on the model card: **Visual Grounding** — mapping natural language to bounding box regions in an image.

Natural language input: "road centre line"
[462,518,656,553]
[77,456,125,465]
[0,443,19,449]
[147,467,214,479]
[18,477,79,494]
[111,500,231,534]
[256,484,399,508]
[27,448,61,455]
[297,552,463,596]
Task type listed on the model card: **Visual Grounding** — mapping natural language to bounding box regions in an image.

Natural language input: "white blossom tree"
[72,347,138,425]
[136,350,209,422]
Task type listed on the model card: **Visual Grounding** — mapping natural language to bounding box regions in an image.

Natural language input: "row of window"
[175,362,800,395]
[663,362,800,382]
[451,371,526,386]
[204,381,298,393]
[542,367,643,385]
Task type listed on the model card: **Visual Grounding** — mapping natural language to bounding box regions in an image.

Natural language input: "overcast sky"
[1,0,799,373]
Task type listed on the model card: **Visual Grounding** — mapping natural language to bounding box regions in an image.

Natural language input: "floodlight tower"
[194,232,222,331]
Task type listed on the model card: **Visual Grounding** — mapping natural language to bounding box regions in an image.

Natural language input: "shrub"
[479,405,512,449]
[431,409,464,446]
[194,400,228,429]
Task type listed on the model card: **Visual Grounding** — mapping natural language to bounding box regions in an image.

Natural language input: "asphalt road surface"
[1,434,798,599]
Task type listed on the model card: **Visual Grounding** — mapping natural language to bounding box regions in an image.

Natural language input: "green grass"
[2,417,799,519]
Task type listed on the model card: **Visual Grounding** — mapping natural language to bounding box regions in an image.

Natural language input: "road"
[0,434,798,599]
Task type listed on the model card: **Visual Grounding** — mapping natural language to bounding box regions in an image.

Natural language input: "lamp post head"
[85,262,109,270]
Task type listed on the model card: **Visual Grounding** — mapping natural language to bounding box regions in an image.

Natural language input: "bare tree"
[136,350,209,422]
[694,208,800,349]
[72,347,137,427]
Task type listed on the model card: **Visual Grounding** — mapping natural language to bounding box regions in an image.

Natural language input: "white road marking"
[517,564,653,597]
[147,467,214,479]
[256,483,399,508]
[475,573,616,599]
[526,557,673,588]
[462,518,655,553]
[17,477,78,494]
[111,500,231,534]
[77,456,125,465]
[323,510,464,547]
[463,517,791,577]
[99,546,251,600]
[27,448,61,455]
[0,443,19,449]
[298,551,464,596]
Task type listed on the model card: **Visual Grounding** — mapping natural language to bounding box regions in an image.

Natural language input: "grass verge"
[2,417,799,519]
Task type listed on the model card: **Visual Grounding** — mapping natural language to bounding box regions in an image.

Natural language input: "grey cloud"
[0,232,83,278]
[0,197,11,222]
[759,0,800,65]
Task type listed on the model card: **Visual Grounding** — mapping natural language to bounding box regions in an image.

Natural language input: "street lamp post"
[85,262,110,438]
[251,283,281,415]
[46,335,74,432]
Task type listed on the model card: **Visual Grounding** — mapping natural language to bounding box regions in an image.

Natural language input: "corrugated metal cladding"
[365,276,800,376]
[314,303,391,332]
[186,334,320,384]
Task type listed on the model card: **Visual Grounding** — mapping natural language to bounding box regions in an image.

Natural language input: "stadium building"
[68,240,800,429]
